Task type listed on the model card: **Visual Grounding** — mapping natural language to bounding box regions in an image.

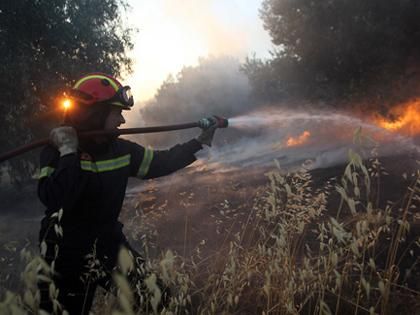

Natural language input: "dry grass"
[111,149,419,314]
[1,149,419,314]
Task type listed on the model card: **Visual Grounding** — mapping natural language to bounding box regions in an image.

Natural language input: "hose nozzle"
[198,115,229,129]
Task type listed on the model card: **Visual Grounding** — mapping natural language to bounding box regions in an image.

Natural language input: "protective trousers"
[38,240,170,315]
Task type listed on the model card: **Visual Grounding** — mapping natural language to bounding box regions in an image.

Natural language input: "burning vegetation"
[286,130,311,147]
[374,101,420,136]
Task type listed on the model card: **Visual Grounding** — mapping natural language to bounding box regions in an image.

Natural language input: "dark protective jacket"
[38,138,202,252]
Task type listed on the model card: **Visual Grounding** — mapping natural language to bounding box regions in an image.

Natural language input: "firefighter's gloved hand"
[50,126,78,156]
[196,125,217,147]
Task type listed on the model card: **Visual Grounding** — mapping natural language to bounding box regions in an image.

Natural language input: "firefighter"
[37,73,217,314]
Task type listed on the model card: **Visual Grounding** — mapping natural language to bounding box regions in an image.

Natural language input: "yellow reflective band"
[39,166,55,179]
[81,154,130,173]
[74,74,119,92]
[137,148,153,178]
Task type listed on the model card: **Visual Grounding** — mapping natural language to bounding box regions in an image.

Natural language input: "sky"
[124,0,272,103]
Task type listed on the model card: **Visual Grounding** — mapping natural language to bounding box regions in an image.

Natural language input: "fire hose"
[0,116,228,163]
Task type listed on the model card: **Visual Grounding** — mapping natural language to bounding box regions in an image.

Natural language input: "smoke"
[158,0,272,59]
[161,1,249,57]
[127,56,254,147]
[124,56,419,175]
[126,0,271,102]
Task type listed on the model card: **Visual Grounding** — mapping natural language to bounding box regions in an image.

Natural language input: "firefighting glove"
[49,126,78,156]
[196,124,217,147]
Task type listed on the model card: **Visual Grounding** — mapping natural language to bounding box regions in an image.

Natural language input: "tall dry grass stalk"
[1,148,419,314]
[147,151,419,314]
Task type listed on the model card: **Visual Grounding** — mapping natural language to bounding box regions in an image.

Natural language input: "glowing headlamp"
[62,99,72,110]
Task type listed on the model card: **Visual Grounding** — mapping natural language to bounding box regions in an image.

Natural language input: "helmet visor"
[69,85,134,109]
[107,86,134,109]
[121,86,133,106]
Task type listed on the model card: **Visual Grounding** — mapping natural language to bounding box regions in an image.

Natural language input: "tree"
[138,56,253,147]
[247,0,420,107]
[0,0,134,185]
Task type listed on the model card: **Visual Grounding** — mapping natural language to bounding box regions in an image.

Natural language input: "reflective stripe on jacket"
[38,138,202,247]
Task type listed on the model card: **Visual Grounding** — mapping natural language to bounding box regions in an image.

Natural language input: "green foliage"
[245,0,420,105]
[0,0,134,185]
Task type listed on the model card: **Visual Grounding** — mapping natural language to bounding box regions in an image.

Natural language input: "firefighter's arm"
[129,139,203,179]
[37,145,86,212]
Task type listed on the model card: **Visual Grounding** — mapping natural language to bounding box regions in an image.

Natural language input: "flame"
[286,131,311,147]
[374,101,420,136]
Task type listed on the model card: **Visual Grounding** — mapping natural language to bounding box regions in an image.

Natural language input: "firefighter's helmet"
[69,73,133,110]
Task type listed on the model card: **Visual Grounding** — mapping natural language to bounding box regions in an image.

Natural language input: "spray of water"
[228,108,420,153]
[228,109,379,131]
[199,108,420,172]
[127,107,419,195]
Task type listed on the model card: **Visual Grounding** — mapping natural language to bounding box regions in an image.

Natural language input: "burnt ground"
[0,153,419,311]
[121,154,419,256]
[119,153,419,314]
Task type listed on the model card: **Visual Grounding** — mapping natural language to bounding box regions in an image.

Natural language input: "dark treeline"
[0,0,134,186]
[248,0,420,110]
